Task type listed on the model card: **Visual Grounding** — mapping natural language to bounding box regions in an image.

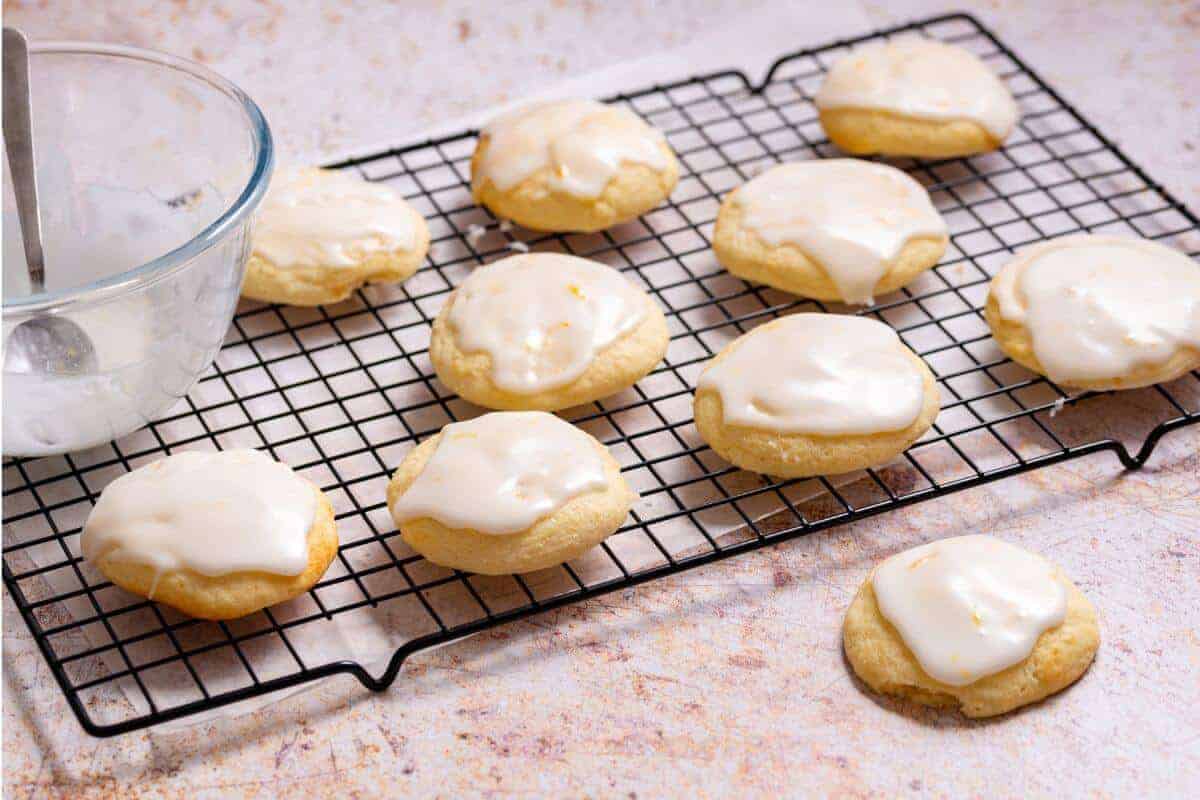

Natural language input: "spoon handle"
[3,27,46,291]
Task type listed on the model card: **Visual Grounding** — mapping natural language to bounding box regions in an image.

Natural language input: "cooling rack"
[5,12,1200,737]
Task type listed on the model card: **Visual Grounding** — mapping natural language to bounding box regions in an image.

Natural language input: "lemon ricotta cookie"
[985,235,1200,391]
[81,449,338,620]
[471,99,679,232]
[815,39,1019,158]
[693,313,939,477]
[430,253,669,410]
[713,159,948,305]
[242,166,431,306]
[388,411,634,575]
[844,535,1100,718]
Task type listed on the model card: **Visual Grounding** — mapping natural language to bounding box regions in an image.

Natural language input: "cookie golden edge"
[90,487,339,621]
[984,292,1200,392]
[387,433,635,575]
[430,295,670,411]
[819,107,1006,159]
[843,566,1100,718]
[241,206,431,306]
[470,137,679,233]
[713,197,948,302]
[694,344,940,478]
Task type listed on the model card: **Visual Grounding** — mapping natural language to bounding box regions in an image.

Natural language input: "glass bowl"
[2,42,272,457]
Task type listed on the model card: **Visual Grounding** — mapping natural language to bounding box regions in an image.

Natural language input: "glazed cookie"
[388,411,634,575]
[470,99,679,232]
[693,313,939,477]
[242,166,431,306]
[985,235,1200,390]
[815,39,1019,158]
[81,449,338,620]
[430,253,669,410]
[713,160,947,305]
[843,535,1100,718]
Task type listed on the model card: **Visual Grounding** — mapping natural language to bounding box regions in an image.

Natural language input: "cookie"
[388,411,634,575]
[693,313,939,477]
[81,449,338,620]
[713,160,947,304]
[843,535,1100,718]
[815,39,1019,158]
[242,166,431,306]
[471,99,679,232]
[430,253,669,410]
[985,235,1200,390]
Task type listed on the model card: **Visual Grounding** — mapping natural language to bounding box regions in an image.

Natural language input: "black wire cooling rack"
[5,13,1200,737]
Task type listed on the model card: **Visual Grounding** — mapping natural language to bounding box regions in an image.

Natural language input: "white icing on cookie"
[732,160,946,305]
[872,535,1068,687]
[254,166,419,268]
[81,450,317,582]
[446,253,649,394]
[474,99,670,197]
[815,39,1019,140]
[991,235,1200,383]
[697,313,926,435]
[390,411,608,535]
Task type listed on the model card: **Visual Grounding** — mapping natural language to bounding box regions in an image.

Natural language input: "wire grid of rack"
[4,13,1200,737]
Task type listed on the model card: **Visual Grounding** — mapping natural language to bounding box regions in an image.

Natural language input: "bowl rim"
[3,40,273,314]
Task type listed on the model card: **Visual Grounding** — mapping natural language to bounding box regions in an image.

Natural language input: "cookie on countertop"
[471,99,679,232]
[430,253,669,411]
[713,159,948,305]
[242,166,431,306]
[81,449,338,620]
[985,234,1200,391]
[388,411,634,575]
[693,313,940,477]
[843,534,1100,718]
[815,39,1019,158]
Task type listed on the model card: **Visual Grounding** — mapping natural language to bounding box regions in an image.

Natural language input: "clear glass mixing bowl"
[2,42,273,457]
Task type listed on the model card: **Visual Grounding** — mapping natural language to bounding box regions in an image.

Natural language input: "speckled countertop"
[4,1,1199,797]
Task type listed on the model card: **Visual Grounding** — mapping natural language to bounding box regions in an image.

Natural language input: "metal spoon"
[3,27,97,375]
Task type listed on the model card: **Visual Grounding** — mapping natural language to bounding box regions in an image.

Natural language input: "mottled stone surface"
[4,1,1200,797]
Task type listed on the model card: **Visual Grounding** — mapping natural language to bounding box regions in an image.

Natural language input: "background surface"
[4,1,1199,797]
